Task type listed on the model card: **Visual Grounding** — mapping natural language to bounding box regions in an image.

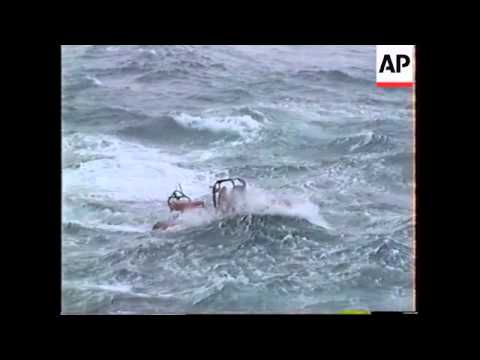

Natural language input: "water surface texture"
[62,45,414,314]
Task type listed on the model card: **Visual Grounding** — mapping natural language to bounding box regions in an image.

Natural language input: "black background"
[17,22,443,339]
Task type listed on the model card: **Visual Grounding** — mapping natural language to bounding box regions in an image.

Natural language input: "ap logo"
[376,45,415,88]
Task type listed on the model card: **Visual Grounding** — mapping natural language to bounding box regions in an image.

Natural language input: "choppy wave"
[174,113,262,136]
[328,131,394,154]
[64,106,150,130]
[62,133,209,202]
[135,69,190,82]
[117,112,264,145]
[63,74,103,92]
[90,60,156,77]
[293,69,371,86]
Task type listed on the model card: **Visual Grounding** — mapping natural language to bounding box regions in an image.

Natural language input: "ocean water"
[61,45,414,314]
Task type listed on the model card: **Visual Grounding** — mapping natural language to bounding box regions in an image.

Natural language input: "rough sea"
[61,45,414,314]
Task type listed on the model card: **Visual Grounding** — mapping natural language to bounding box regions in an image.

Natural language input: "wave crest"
[328,131,394,153]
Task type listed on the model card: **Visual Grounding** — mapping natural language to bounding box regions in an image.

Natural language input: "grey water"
[62,45,414,314]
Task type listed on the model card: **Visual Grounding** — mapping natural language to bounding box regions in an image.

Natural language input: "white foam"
[86,75,103,86]
[94,223,151,233]
[171,207,221,230]
[63,133,332,233]
[67,281,152,299]
[241,186,332,230]
[172,113,263,141]
[349,130,375,151]
[138,48,158,56]
[156,184,333,232]
[91,283,133,293]
[62,133,211,230]
[63,133,208,201]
